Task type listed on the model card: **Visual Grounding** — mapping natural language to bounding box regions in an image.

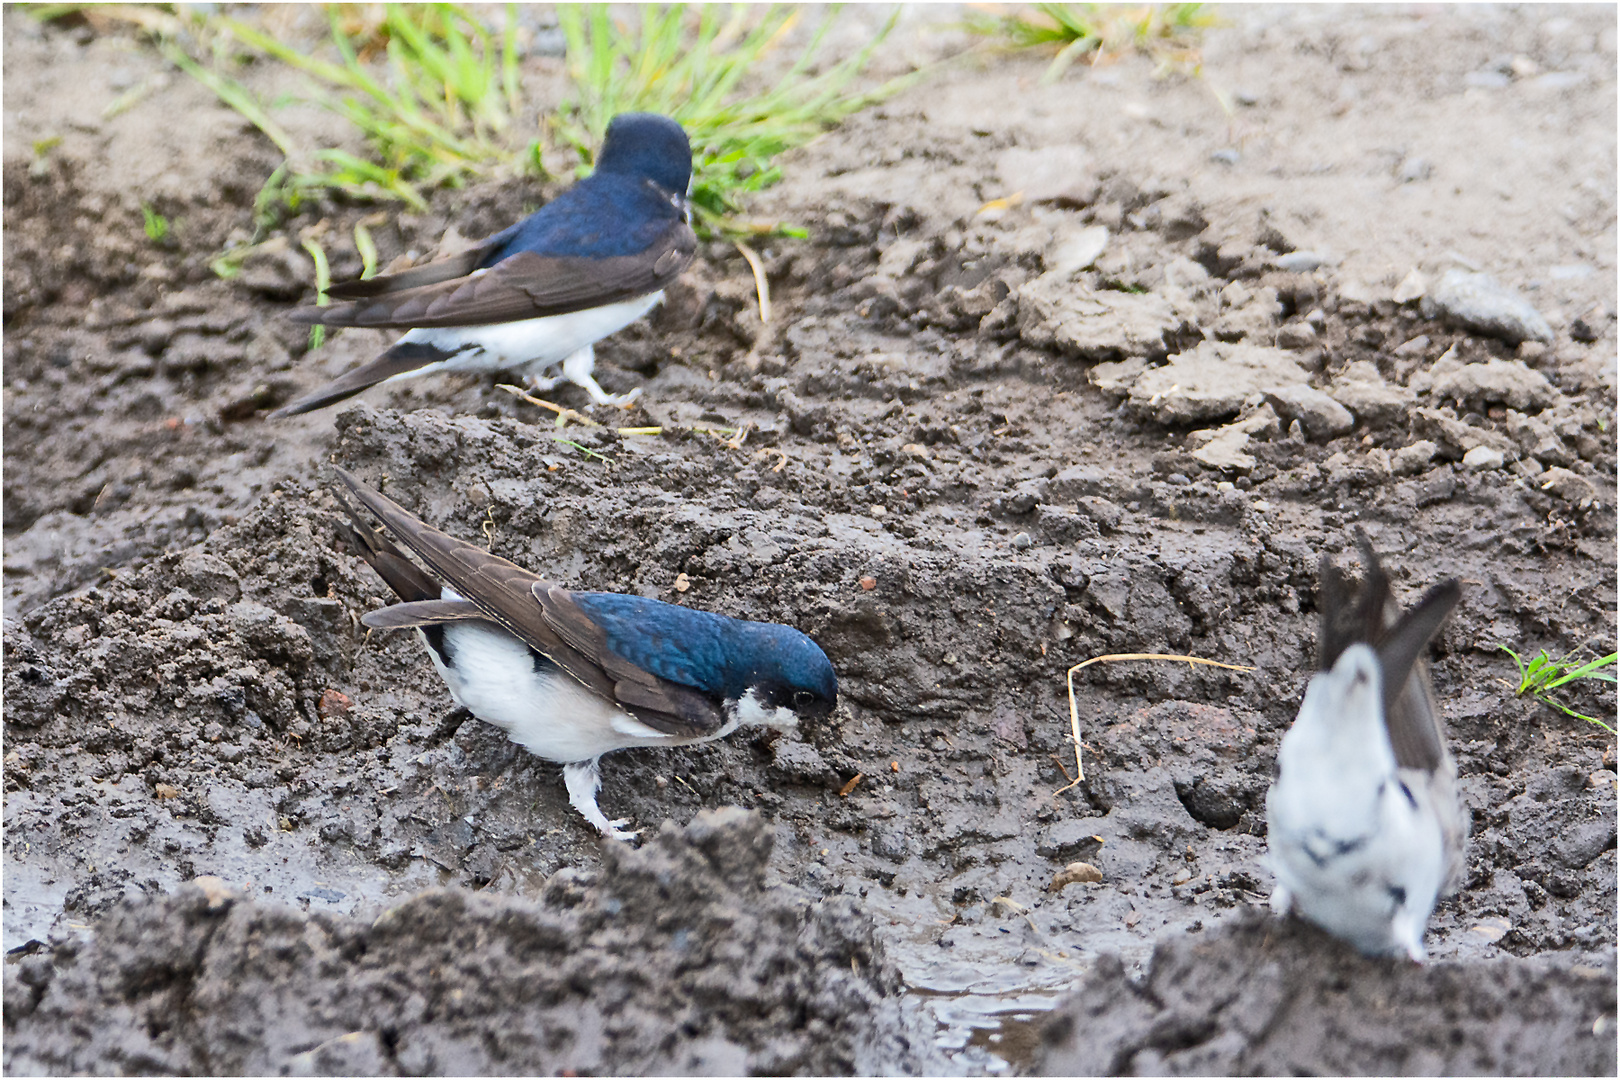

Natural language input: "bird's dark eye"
[792,691,816,708]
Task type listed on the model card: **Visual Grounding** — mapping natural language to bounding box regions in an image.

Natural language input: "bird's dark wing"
[323,244,494,302]
[334,469,719,738]
[333,483,442,603]
[1375,579,1461,773]
[291,221,697,330]
[1315,555,1355,671]
[269,341,458,419]
[362,599,488,630]
[333,468,619,703]
[534,583,727,739]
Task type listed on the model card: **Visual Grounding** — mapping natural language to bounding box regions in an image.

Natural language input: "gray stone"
[1017,278,1184,361]
[1506,410,1572,466]
[1422,270,1555,345]
[1044,225,1110,277]
[1392,440,1440,476]
[1189,403,1282,473]
[1128,342,1309,425]
[771,739,830,783]
[1331,375,1415,429]
[1264,384,1355,440]
[1076,496,1125,532]
[1430,359,1557,412]
[1048,465,1110,501]
[1462,445,1506,471]
[1411,408,1518,461]
[1276,322,1318,349]
[1190,426,1256,472]
[1539,467,1600,508]
[872,824,910,860]
[1273,250,1336,273]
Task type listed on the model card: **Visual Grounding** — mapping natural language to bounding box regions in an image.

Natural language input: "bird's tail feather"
[331,482,441,603]
[269,340,456,418]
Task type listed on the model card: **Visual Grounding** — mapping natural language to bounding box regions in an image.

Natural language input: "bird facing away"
[330,467,837,840]
[1265,533,1466,962]
[271,113,696,418]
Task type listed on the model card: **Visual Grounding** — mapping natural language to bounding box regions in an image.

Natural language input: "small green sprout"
[1500,644,1617,733]
[300,232,332,350]
[141,203,171,243]
[30,135,62,178]
[554,438,614,465]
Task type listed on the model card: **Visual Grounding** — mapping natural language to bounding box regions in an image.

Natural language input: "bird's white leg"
[524,368,564,394]
[1269,884,1293,917]
[1390,909,1428,964]
[559,344,642,407]
[562,758,637,842]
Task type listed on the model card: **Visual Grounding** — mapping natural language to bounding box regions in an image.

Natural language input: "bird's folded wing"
[1376,579,1461,773]
[322,245,492,302]
[292,223,697,329]
[332,468,617,703]
[332,485,443,602]
[1315,556,1354,670]
[269,343,455,419]
[533,582,727,739]
[362,599,487,629]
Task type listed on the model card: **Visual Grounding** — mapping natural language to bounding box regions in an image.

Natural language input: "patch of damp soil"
[5,4,1617,1076]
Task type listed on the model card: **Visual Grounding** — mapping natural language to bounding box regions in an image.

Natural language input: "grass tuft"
[965,3,1215,82]
[51,3,925,241]
[551,4,927,236]
[1500,644,1617,733]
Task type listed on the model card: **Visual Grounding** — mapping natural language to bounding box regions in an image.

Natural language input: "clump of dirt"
[3,807,931,1076]
[1035,914,1617,1076]
[4,5,1617,1075]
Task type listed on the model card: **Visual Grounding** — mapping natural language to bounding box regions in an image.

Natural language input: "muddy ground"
[4,4,1617,1075]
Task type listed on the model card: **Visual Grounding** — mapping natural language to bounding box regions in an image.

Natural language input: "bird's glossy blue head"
[571,592,837,722]
[595,113,692,197]
[732,621,839,723]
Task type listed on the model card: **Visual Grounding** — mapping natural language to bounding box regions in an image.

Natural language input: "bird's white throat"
[732,688,800,732]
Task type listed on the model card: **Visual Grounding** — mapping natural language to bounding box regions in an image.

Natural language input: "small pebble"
[1392,269,1428,304]
[1462,445,1506,471]
[317,688,352,720]
[859,576,877,591]
[1397,156,1433,183]
[1393,440,1439,476]
[1273,251,1333,273]
[1210,148,1241,166]
[1423,269,1554,345]
[1276,322,1318,349]
[1051,862,1104,891]
[1012,532,1033,549]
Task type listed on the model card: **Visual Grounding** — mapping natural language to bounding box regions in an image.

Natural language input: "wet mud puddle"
[867,881,1145,1074]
